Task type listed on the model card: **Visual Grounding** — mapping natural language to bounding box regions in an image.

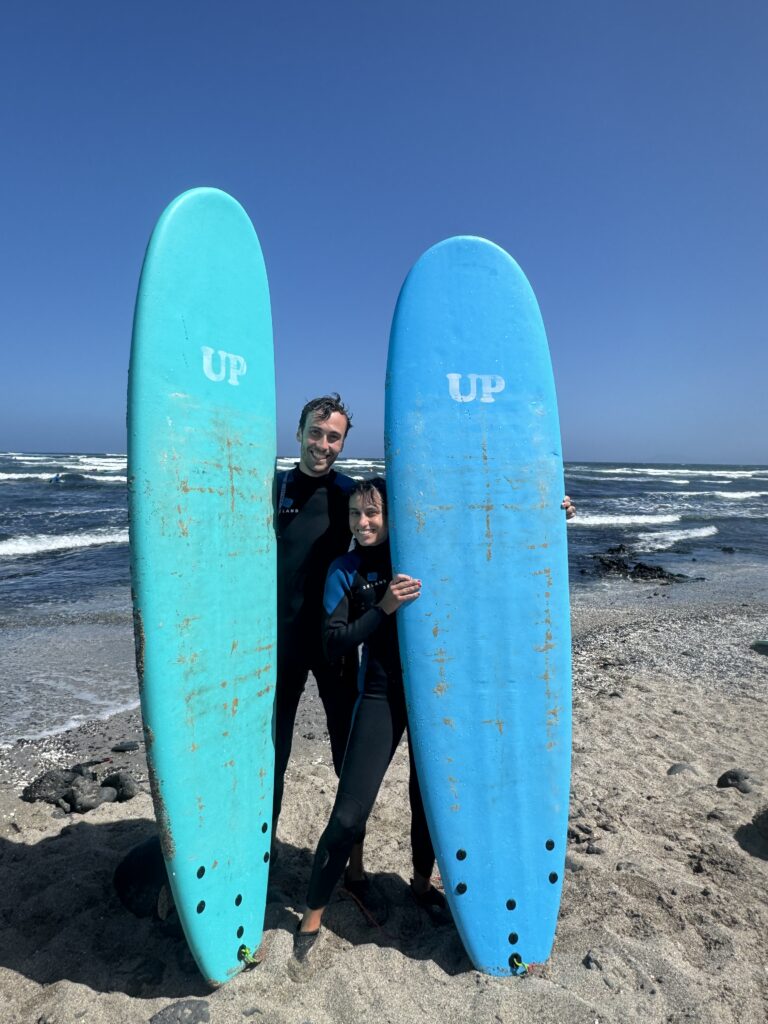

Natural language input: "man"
[272,394,361,856]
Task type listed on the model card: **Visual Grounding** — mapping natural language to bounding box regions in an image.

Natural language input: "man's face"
[297,410,348,477]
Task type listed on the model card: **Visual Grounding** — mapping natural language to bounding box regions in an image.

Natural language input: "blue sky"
[1,2,766,463]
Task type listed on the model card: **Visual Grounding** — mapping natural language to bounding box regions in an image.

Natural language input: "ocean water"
[1,452,767,745]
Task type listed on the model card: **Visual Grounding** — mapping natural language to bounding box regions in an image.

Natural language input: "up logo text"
[201,347,247,386]
[446,373,505,403]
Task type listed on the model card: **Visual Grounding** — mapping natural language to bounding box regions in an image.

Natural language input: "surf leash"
[510,953,530,976]
[237,943,266,967]
[339,884,398,940]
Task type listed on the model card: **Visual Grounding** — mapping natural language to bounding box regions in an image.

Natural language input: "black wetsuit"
[273,466,359,827]
[305,541,435,909]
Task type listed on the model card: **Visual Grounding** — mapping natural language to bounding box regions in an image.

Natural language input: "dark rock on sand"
[112,740,140,752]
[717,768,752,793]
[21,768,82,804]
[65,776,117,813]
[20,762,139,812]
[592,555,689,582]
[21,765,100,804]
[149,999,211,1024]
[668,762,697,776]
[101,770,140,801]
[594,555,633,576]
[630,562,683,581]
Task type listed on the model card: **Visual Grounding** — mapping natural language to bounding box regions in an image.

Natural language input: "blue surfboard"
[385,237,571,976]
[128,188,276,985]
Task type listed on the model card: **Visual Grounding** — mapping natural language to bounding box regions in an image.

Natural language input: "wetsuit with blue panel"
[305,540,435,910]
[273,466,359,828]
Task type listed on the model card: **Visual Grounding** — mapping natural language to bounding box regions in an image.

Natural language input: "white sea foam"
[274,457,384,473]
[0,698,141,749]
[596,467,767,480]
[5,454,59,463]
[0,471,126,484]
[663,490,768,500]
[71,458,128,471]
[80,474,127,484]
[0,472,57,481]
[566,471,692,485]
[575,513,682,527]
[336,459,384,468]
[0,529,129,558]
[634,525,719,553]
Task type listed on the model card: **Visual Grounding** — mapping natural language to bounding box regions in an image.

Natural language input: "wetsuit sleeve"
[323,562,387,662]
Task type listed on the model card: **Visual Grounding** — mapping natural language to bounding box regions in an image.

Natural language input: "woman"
[295,477,446,957]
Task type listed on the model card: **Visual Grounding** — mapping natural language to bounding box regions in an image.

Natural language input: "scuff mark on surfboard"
[535,630,555,653]
[432,646,453,697]
[147,760,176,859]
[469,500,495,561]
[225,437,238,513]
[179,478,226,497]
[132,607,146,688]
[177,615,200,633]
[533,566,560,748]
[446,774,460,810]
[482,718,504,734]
[175,502,191,538]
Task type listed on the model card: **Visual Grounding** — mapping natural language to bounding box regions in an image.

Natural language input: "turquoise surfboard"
[128,188,276,986]
[385,237,571,976]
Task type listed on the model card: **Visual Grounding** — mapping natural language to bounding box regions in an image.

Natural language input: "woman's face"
[349,491,388,547]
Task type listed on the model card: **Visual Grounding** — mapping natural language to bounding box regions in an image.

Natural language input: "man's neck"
[296,462,334,480]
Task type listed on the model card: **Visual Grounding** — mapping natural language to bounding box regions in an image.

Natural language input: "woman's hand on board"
[562,495,576,520]
[378,574,422,615]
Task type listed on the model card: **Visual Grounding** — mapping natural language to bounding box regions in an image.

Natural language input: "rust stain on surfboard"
[482,718,504,734]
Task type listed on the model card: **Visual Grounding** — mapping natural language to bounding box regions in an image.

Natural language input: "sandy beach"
[1,592,766,1024]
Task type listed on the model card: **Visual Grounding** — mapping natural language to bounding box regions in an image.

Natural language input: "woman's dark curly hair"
[350,476,387,513]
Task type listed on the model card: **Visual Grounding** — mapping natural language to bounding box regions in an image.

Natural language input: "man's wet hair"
[298,394,353,436]
[350,476,387,514]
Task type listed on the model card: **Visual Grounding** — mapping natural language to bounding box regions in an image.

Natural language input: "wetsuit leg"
[313,651,360,776]
[272,639,310,828]
[306,691,404,909]
[406,730,436,880]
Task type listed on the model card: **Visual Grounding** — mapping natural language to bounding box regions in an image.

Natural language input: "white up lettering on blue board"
[446,373,505,403]
[201,347,248,386]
